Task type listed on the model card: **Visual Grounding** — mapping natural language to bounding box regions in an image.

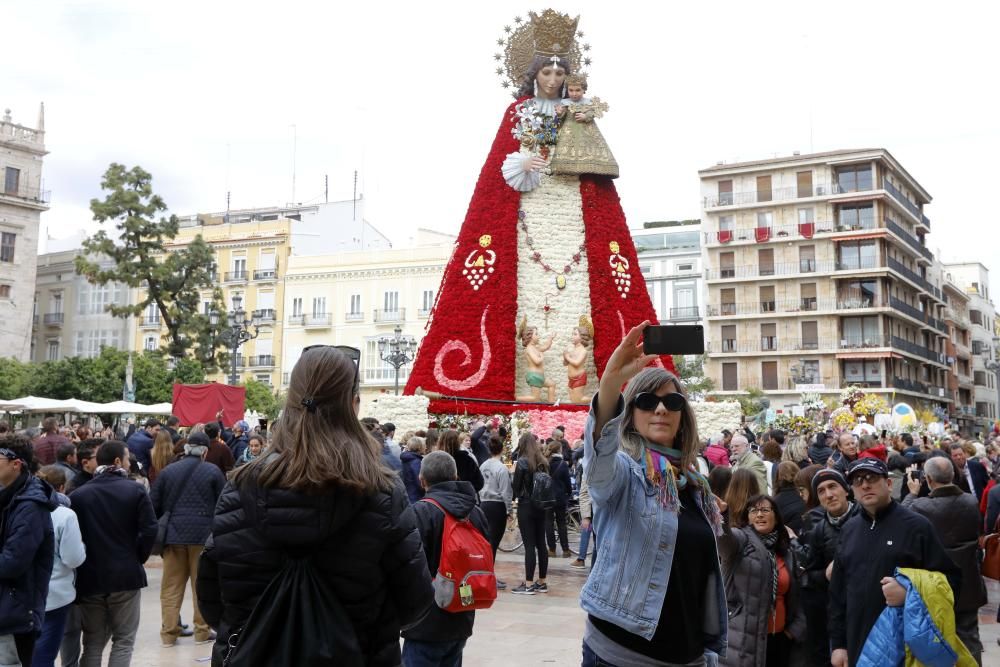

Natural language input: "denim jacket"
[580,396,728,655]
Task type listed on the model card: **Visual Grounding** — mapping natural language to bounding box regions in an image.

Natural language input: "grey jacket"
[719,521,806,667]
[732,451,768,496]
[901,483,985,611]
[478,458,512,513]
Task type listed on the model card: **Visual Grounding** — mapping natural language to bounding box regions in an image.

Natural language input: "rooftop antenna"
[353,170,358,221]
[325,174,329,204]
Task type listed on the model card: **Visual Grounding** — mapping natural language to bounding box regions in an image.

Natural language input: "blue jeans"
[402,638,467,667]
[578,523,592,561]
[32,603,71,667]
[581,641,709,667]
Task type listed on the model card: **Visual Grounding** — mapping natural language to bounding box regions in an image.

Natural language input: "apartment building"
[135,215,292,387]
[632,220,704,325]
[943,262,998,431]
[33,234,131,362]
[942,277,975,433]
[699,148,951,412]
[281,229,454,413]
[1,106,48,361]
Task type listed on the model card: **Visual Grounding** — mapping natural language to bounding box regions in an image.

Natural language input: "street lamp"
[213,294,259,385]
[378,325,416,395]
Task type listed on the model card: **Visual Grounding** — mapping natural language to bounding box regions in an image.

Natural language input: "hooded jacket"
[197,474,433,667]
[149,454,227,546]
[0,471,59,635]
[807,438,833,466]
[732,450,768,496]
[400,450,425,504]
[857,567,976,667]
[901,484,987,612]
[402,480,490,642]
[125,429,155,472]
[829,500,960,666]
[704,443,731,469]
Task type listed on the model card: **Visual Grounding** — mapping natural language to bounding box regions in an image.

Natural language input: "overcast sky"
[6,1,1000,293]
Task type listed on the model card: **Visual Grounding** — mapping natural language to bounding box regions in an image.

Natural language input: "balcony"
[892,377,929,395]
[703,182,851,208]
[921,213,931,229]
[345,312,364,322]
[886,257,937,295]
[840,335,891,349]
[888,297,929,325]
[0,183,51,207]
[373,308,405,323]
[884,219,933,262]
[43,313,63,327]
[253,269,277,282]
[417,308,431,318]
[32,314,38,328]
[704,222,834,245]
[890,336,945,365]
[247,355,277,368]
[300,313,333,328]
[224,270,248,284]
[252,309,276,324]
[708,337,831,354]
[707,260,837,280]
[139,316,161,329]
[228,356,246,369]
[669,306,700,320]
[883,180,922,219]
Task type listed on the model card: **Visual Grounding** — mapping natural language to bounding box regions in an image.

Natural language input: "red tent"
[171,383,246,427]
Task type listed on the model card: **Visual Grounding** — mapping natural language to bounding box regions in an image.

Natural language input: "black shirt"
[590,487,716,663]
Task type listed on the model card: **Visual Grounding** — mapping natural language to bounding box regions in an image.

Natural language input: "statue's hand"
[522,156,548,173]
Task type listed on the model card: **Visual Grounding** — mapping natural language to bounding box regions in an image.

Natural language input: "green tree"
[0,358,29,400]
[75,163,227,367]
[242,379,281,421]
[673,354,715,397]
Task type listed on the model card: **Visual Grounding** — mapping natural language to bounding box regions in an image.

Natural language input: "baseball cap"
[846,458,888,481]
[186,433,210,447]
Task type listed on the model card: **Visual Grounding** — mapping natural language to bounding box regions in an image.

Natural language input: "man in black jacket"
[0,435,58,666]
[71,440,158,665]
[949,443,989,501]
[901,456,986,665]
[150,436,226,647]
[829,458,960,667]
[795,468,859,667]
[402,451,490,666]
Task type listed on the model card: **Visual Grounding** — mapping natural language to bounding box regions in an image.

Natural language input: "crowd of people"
[0,331,997,665]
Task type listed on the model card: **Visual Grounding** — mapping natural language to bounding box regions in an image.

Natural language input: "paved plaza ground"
[107,552,1000,666]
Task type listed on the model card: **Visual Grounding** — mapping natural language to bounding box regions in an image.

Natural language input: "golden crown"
[565,74,588,89]
[579,314,594,338]
[493,10,593,96]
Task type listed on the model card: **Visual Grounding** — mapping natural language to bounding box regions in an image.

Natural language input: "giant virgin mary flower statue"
[405,10,672,413]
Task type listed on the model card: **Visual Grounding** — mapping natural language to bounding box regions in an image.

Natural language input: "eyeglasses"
[850,472,884,487]
[632,392,686,413]
[748,506,773,516]
[302,345,361,391]
[0,448,18,461]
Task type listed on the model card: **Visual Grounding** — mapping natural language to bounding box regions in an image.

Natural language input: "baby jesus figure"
[550,74,619,179]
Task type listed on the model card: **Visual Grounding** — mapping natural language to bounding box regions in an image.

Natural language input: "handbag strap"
[164,458,201,514]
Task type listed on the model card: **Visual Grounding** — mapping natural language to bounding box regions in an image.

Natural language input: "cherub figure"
[516,317,556,403]
[563,315,594,404]
[550,74,619,178]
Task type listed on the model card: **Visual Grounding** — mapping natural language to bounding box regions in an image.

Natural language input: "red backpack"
[419,497,497,612]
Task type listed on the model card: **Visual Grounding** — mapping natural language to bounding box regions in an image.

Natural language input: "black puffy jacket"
[795,502,860,589]
[197,476,433,666]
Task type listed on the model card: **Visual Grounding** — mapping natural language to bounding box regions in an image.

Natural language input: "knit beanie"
[811,468,849,496]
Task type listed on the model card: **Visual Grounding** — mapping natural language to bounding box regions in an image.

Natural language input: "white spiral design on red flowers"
[433,307,492,392]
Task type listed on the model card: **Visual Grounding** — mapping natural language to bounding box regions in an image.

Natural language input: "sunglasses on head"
[632,392,686,413]
[0,448,19,462]
[302,345,361,390]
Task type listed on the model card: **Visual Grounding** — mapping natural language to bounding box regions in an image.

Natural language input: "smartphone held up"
[642,325,706,356]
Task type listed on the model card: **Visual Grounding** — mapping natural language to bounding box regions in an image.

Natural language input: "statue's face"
[572,328,581,344]
[535,64,566,99]
[529,327,539,344]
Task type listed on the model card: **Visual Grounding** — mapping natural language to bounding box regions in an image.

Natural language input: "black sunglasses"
[632,392,686,413]
[302,345,361,390]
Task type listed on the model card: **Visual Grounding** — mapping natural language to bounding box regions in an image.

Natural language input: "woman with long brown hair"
[148,429,176,483]
[725,468,762,529]
[510,432,550,595]
[197,346,433,666]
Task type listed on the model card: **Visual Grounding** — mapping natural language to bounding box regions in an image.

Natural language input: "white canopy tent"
[0,396,174,415]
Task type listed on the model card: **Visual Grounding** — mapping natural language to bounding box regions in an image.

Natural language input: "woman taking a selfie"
[580,321,727,666]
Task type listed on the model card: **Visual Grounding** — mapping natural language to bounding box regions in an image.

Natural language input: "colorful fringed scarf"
[642,443,723,535]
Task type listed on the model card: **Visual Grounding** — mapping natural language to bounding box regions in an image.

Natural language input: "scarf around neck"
[641,441,722,535]
[756,528,780,612]
[95,465,129,478]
